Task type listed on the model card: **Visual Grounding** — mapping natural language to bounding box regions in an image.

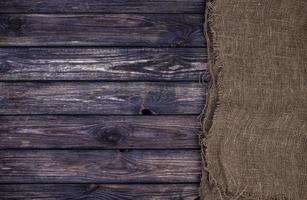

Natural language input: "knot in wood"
[0,97,9,106]
[8,18,23,31]
[93,126,129,146]
[172,37,187,47]
[103,129,123,144]
[0,64,10,73]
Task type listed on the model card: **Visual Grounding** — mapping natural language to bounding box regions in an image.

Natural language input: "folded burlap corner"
[200,0,307,199]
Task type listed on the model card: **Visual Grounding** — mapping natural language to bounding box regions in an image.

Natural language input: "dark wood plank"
[0,48,208,81]
[0,14,205,47]
[0,184,199,200]
[0,82,205,115]
[0,116,200,149]
[0,0,204,14]
[0,150,201,183]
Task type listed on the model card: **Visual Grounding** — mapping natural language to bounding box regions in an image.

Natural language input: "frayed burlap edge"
[199,1,259,199]
[199,1,246,199]
[199,0,225,199]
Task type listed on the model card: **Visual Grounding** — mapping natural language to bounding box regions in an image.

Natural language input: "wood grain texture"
[0,48,208,81]
[0,0,204,14]
[0,82,205,115]
[0,150,201,183]
[0,14,205,47]
[0,184,200,200]
[0,116,200,149]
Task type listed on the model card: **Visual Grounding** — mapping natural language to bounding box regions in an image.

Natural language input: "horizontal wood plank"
[0,14,205,47]
[0,150,201,183]
[0,184,199,200]
[0,0,204,14]
[0,116,200,149]
[0,82,205,115]
[0,48,208,81]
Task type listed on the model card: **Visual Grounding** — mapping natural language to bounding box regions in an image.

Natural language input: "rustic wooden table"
[0,0,208,199]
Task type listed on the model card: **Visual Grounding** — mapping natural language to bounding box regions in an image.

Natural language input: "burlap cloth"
[200,0,307,199]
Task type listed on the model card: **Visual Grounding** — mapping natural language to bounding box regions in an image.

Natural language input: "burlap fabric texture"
[201,0,307,199]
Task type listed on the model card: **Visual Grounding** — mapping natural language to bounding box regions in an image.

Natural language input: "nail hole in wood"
[141,108,153,115]
[84,184,99,195]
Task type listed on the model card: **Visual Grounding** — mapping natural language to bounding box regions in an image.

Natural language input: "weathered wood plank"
[0,150,201,183]
[0,116,200,149]
[0,0,204,14]
[0,48,208,81]
[0,14,205,47]
[0,184,199,200]
[0,82,205,115]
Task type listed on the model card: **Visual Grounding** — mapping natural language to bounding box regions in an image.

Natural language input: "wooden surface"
[0,82,204,115]
[0,0,207,199]
[0,0,204,14]
[0,150,200,183]
[0,184,199,200]
[0,116,200,149]
[0,48,207,81]
[0,14,205,47]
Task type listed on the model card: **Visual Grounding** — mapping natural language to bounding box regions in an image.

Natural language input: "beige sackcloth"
[200,0,307,199]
